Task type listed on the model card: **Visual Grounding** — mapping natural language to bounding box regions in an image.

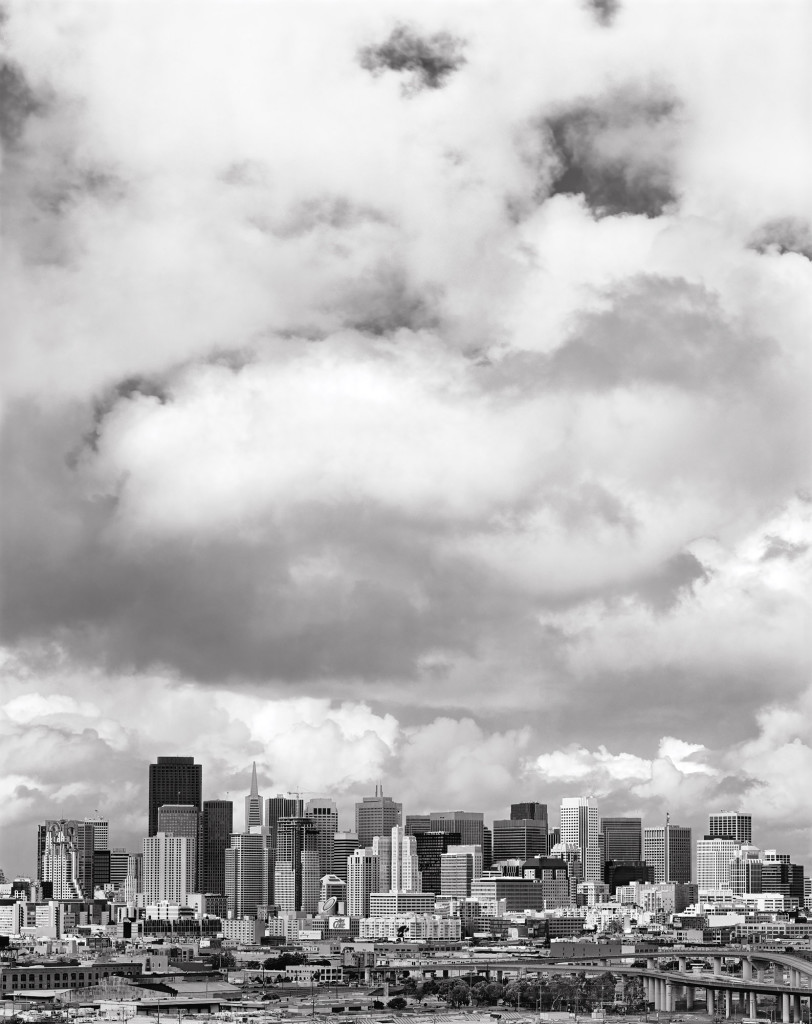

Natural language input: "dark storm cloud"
[632,552,709,611]
[748,217,812,260]
[547,276,772,391]
[761,535,809,562]
[358,24,467,93]
[538,85,681,217]
[0,58,48,146]
[30,166,127,217]
[584,0,621,28]
[0,401,537,684]
[339,264,441,336]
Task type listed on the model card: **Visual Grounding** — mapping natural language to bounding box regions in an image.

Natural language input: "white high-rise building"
[560,798,601,882]
[448,844,482,878]
[696,837,738,890]
[85,817,109,851]
[225,829,273,918]
[124,852,142,901]
[390,826,421,892]
[730,846,763,894]
[347,848,378,917]
[643,824,692,883]
[143,834,190,905]
[708,812,752,845]
[372,834,392,892]
[42,824,84,899]
[440,845,481,897]
[157,804,200,892]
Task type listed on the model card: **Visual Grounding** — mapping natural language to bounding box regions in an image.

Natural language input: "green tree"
[448,981,470,1008]
[485,982,506,1005]
[471,982,490,1006]
[623,976,647,1012]
[387,997,408,1010]
[503,981,522,1007]
[414,981,436,1003]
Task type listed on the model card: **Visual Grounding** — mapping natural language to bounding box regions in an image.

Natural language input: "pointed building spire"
[245,761,264,831]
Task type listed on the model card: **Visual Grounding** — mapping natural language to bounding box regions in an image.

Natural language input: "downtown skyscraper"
[244,763,263,831]
[148,756,202,837]
[224,830,273,918]
[560,798,602,883]
[708,811,752,845]
[274,817,321,914]
[644,822,692,883]
[201,800,233,896]
[355,790,402,847]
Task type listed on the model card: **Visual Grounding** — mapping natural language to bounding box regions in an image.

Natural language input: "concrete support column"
[496,971,503,984]
[654,979,660,1010]
[715,957,723,977]
[364,967,371,985]
[784,993,791,1023]
[743,958,753,981]
[679,958,687,973]
[686,986,695,1010]
[666,983,673,1012]
[707,989,715,1015]
[793,994,802,1021]
[725,990,732,1018]
[749,992,757,1018]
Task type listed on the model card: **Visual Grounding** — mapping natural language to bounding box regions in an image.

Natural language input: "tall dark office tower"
[274,817,321,913]
[708,812,752,845]
[201,800,233,896]
[355,791,402,847]
[511,803,548,824]
[761,851,805,906]
[266,796,304,850]
[601,817,643,863]
[93,850,111,888]
[483,826,493,870]
[148,756,202,837]
[110,848,130,887]
[415,831,461,895]
[245,763,263,831]
[492,819,547,861]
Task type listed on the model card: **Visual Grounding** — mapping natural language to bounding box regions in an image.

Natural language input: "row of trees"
[402,972,647,1012]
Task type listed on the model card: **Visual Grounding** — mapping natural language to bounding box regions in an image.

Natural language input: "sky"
[0,0,811,879]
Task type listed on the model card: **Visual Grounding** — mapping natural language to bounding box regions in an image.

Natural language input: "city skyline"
[1,752,792,885]
[1,0,810,885]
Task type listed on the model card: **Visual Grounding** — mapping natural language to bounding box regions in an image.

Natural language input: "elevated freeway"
[362,946,812,1022]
